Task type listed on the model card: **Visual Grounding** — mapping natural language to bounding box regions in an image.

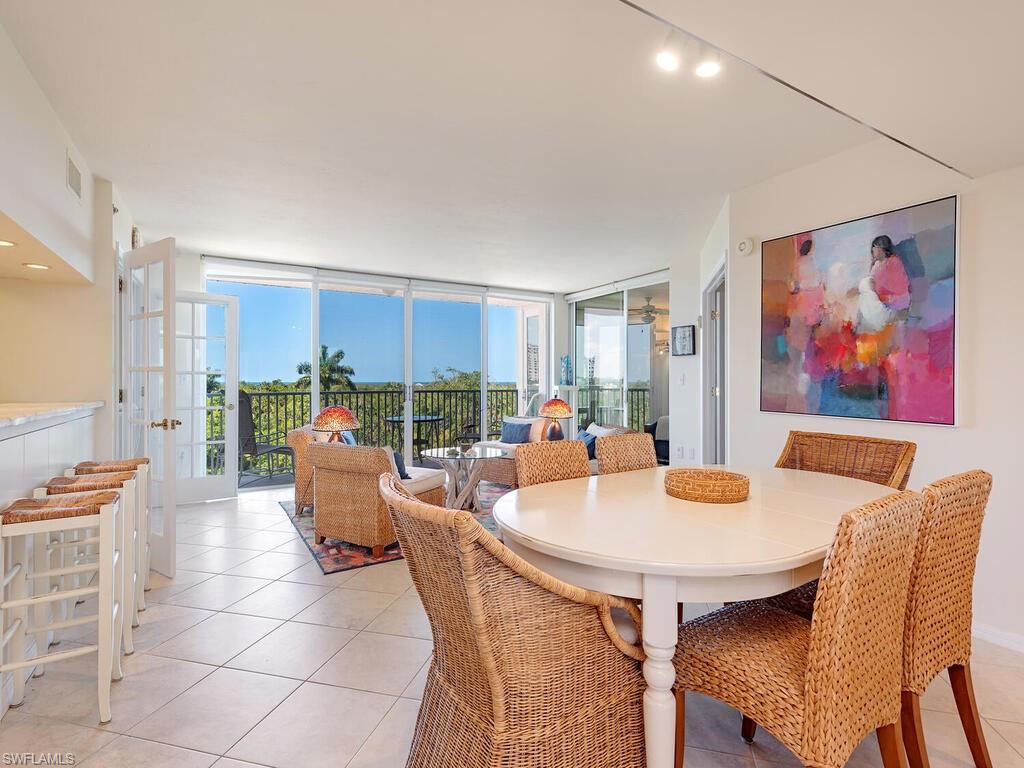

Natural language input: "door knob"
[170,419,183,429]
[150,418,169,430]
[226,403,235,411]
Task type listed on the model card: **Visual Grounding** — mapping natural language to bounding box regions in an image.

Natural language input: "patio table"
[492,465,893,768]
[383,414,444,460]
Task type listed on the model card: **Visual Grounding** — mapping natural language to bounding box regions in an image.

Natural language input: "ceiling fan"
[628,296,669,325]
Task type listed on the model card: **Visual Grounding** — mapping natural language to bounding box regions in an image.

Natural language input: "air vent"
[66,152,82,199]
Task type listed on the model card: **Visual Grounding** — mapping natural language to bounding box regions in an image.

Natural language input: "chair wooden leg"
[741,715,757,743]
[949,664,993,768]
[878,721,908,768]
[902,691,930,768]
[315,534,325,545]
[371,544,384,558]
[674,688,685,768]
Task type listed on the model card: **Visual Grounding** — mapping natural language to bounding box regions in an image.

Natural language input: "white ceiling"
[632,0,1024,179]
[0,0,873,292]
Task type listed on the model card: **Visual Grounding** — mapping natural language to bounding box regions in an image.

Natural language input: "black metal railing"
[234,387,520,457]
[225,385,650,476]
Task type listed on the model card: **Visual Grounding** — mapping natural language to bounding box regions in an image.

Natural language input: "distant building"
[526,342,539,384]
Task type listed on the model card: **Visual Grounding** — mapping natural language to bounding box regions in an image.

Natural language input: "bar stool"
[37,472,135,657]
[0,491,121,723]
[70,459,150,616]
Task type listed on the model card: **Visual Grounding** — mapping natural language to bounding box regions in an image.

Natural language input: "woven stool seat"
[74,458,149,474]
[676,602,811,748]
[2,491,119,524]
[45,471,136,494]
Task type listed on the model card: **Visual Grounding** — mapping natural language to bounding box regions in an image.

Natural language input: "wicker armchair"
[776,430,916,489]
[674,490,924,768]
[287,426,316,513]
[378,473,646,768]
[596,432,658,475]
[514,440,591,488]
[307,443,444,556]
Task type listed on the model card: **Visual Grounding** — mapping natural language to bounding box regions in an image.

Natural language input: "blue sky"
[208,281,518,384]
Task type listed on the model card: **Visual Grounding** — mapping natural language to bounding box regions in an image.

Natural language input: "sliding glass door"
[318,283,405,451]
[575,292,626,427]
[411,291,482,463]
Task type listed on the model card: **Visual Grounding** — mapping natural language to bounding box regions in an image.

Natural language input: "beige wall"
[725,138,1024,649]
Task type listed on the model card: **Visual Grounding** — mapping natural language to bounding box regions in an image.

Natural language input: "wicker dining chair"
[513,440,591,488]
[776,430,917,489]
[307,443,443,556]
[749,472,995,767]
[673,490,924,768]
[286,425,316,513]
[596,432,658,475]
[378,473,646,768]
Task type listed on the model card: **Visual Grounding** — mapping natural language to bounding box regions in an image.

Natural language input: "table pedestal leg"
[642,573,679,768]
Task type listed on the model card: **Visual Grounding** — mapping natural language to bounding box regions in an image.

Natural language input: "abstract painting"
[761,196,956,425]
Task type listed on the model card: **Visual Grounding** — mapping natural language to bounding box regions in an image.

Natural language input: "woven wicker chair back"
[286,425,316,510]
[776,430,916,489]
[379,473,647,762]
[308,443,395,543]
[802,490,923,767]
[595,432,658,475]
[514,440,591,488]
[903,470,992,694]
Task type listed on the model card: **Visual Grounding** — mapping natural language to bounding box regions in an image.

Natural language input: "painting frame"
[759,194,959,427]
[672,325,696,356]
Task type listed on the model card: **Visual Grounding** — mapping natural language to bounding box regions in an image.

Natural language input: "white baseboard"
[974,621,1024,655]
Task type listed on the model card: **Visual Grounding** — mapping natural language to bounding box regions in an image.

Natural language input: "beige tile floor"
[3,486,1024,767]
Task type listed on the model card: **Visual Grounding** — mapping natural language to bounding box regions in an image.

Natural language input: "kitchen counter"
[0,401,104,432]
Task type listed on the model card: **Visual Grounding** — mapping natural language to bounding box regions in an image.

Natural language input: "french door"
[124,238,177,577]
[175,292,239,502]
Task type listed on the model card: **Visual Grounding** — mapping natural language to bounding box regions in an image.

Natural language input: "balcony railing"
[232,385,652,473]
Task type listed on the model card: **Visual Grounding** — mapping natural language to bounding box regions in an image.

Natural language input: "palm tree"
[297,345,356,391]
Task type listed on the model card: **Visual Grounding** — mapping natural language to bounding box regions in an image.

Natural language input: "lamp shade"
[538,398,573,418]
[313,406,360,435]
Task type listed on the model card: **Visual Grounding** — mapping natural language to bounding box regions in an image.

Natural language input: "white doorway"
[702,268,726,464]
[123,238,178,577]
[174,291,239,503]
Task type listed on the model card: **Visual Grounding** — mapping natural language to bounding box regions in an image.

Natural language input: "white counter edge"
[0,401,104,440]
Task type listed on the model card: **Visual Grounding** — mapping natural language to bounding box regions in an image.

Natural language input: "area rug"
[280,481,509,574]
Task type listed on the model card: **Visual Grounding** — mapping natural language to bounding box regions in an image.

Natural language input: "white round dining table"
[491,465,895,768]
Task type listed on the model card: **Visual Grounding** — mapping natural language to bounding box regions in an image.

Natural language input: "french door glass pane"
[575,292,625,427]
[206,280,311,483]
[318,284,405,450]
[626,284,669,433]
[413,292,481,460]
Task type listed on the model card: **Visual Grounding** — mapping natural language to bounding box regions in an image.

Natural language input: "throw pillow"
[393,451,412,480]
[577,429,597,460]
[500,419,533,444]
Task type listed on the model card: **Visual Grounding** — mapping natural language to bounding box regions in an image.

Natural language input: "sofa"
[476,417,632,488]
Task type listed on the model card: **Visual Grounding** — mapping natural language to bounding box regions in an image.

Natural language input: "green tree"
[296,345,356,391]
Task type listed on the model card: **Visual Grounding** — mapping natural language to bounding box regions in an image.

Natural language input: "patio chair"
[238,389,294,485]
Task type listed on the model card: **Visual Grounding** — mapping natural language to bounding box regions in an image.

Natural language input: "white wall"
[726,138,1024,649]
[669,197,729,464]
[0,23,93,279]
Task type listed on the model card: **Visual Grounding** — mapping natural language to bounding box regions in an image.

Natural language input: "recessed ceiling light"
[656,50,680,72]
[0,239,15,247]
[695,60,721,78]
[22,262,50,270]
